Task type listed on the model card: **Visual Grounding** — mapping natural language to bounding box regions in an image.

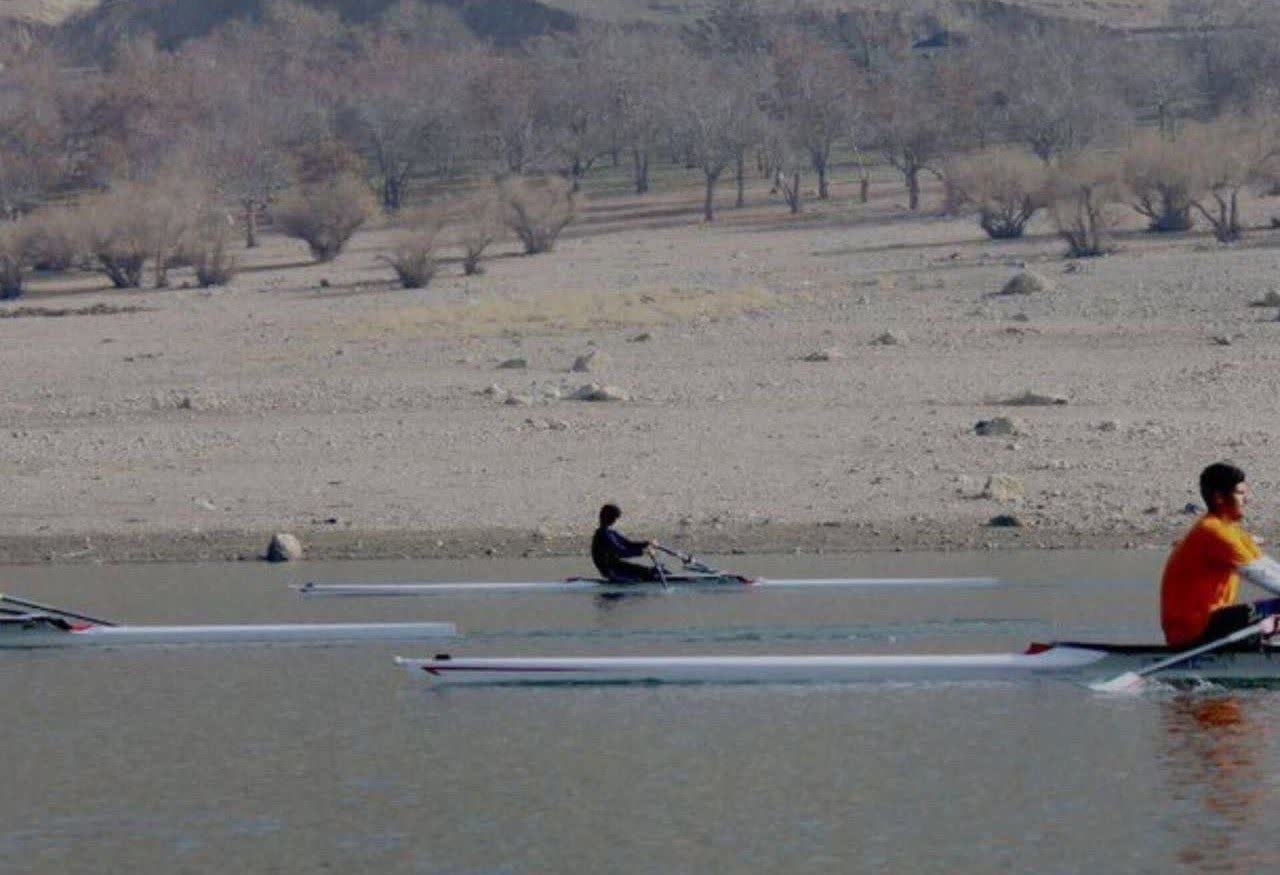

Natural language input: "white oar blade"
[1088,671,1145,694]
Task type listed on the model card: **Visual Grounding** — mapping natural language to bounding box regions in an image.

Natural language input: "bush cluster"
[944,116,1280,255]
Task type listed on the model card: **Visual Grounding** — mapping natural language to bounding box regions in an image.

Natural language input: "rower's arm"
[1241,556,1280,595]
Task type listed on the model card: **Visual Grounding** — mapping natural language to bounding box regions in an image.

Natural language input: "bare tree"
[770,32,858,199]
[1046,151,1124,257]
[526,29,620,191]
[1121,129,1196,233]
[0,220,26,299]
[382,210,443,289]
[766,133,806,214]
[945,148,1049,239]
[76,181,193,288]
[340,37,460,211]
[0,47,78,217]
[500,175,575,254]
[274,174,377,262]
[980,31,1132,165]
[1184,117,1277,243]
[872,57,977,210]
[455,188,504,275]
[675,56,767,221]
[464,53,552,176]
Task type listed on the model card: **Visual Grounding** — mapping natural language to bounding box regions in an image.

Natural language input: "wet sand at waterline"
[5,171,1280,564]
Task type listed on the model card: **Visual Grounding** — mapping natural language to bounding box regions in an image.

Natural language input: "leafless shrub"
[22,208,82,272]
[381,213,441,289]
[499,175,575,255]
[457,189,504,276]
[273,174,377,262]
[1046,152,1124,258]
[945,148,1049,239]
[146,176,206,288]
[1121,131,1195,233]
[0,222,26,299]
[76,185,160,288]
[1183,118,1277,244]
[190,210,238,287]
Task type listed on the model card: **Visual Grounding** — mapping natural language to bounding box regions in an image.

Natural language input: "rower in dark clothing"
[591,504,661,582]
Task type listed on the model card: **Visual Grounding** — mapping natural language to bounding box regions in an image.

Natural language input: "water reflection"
[1157,693,1274,872]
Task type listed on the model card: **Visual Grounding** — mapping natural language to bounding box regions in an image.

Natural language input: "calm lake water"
[2,550,1276,873]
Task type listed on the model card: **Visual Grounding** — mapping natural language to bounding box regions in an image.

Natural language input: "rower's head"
[1200,462,1248,520]
[599,503,622,527]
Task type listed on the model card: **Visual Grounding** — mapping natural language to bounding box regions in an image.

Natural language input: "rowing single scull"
[394,641,1280,686]
[0,614,457,649]
[297,575,1000,597]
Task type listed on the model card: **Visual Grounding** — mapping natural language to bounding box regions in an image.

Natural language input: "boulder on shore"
[974,416,1024,437]
[983,474,1025,502]
[998,271,1052,296]
[265,532,303,562]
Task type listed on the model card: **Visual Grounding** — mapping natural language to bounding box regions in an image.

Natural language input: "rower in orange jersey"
[1161,462,1280,647]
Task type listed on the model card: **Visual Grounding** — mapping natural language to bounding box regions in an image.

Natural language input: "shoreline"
[0,518,1221,565]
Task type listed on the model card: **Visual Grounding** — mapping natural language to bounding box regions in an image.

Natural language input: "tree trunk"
[859,177,869,203]
[813,152,829,199]
[243,200,258,249]
[907,167,920,211]
[735,153,745,208]
[703,172,717,222]
[633,149,649,195]
[153,249,169,289]
[382,176,403,212]
[789,171,801,213]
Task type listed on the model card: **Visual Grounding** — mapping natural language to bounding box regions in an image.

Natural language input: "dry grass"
[333,284,777,340]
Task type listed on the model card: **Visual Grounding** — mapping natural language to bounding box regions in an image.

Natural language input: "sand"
[4,167,1280,564]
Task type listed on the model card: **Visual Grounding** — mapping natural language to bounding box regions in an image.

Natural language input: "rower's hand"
[1261,615,1280,636]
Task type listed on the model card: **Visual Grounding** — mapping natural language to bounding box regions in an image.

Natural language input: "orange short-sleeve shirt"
[1160,514,1263,646]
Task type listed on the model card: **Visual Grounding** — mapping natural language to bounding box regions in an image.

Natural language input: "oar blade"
[1088,671,1146,694]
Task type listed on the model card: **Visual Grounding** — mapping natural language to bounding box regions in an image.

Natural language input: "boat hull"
[0,619,458,649]
[299,576,1000,597]
[395,644,1280,686]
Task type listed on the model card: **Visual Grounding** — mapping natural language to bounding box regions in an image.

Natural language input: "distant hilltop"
[0,0,1175,32]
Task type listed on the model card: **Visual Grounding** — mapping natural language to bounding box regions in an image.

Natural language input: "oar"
[649,546,670,590]
[654,543,693,564]
[653,543,722,575]
[0,593,116,627]
[1090,619,1271,693]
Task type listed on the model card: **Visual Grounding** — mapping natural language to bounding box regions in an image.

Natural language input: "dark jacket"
[591,526,647,578]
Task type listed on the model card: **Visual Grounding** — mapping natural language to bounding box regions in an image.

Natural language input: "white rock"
[572,349,607,373]
[572,383,629,402]
[265,533,303,562]
[983,474,1025,502]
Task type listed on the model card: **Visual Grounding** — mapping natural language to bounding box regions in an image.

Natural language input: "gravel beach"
[5,172,1280,564]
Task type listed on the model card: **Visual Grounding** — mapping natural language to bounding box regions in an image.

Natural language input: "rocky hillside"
[1,0,1174,36]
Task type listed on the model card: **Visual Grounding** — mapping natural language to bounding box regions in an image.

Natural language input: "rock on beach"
[265,532,303,562]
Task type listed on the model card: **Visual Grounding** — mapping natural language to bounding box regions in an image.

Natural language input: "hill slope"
[2,0,1173,31]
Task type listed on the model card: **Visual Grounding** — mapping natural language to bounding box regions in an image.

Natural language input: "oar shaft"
[653,544,690,562]
[1134,619,1268,679]
[0,594,116,627]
